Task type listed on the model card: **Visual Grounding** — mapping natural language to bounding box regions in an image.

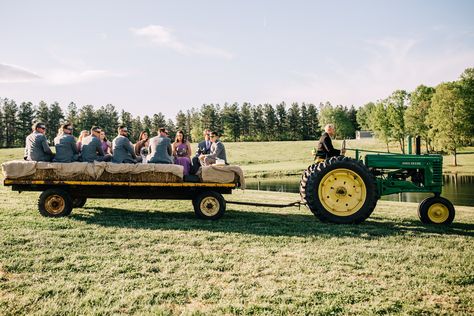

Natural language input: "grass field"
[1,188,473,315]
[1,144,473,315]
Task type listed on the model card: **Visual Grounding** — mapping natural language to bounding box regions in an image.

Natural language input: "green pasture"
[1,187,473,315]
[1,143,473,315]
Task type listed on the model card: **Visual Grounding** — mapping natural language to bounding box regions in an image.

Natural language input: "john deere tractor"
[300,138,455,225]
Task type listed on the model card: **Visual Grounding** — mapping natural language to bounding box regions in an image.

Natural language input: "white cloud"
[266,37,474,106]
[44,69,123,85]
[131,24,234,59]
[0,63,41,83]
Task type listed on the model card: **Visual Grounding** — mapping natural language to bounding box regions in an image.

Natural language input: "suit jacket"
[147,135,173,164]
[24,131,53,162]
[53,134,79,162]
[208,141,227,163]
[195,139,212,157]
[316,132,340,158]
[80,135,105,162]
[112,135,137,163]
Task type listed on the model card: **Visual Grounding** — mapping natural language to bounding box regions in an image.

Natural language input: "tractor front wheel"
[418,196,455,225]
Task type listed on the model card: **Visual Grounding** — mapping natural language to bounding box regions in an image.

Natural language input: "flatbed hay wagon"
[2,161,242,220]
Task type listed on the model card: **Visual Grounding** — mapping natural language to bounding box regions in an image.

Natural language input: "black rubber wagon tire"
[72,197,87,208]
[192,191,226,220]
[38,189,73,217]
[417,196,455,225]
[305,156,378,224]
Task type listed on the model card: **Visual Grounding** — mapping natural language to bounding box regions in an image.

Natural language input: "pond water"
[245,175,474,206]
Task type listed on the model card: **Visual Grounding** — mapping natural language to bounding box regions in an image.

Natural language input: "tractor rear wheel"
[304,156,377,224]
[417,196,455,225]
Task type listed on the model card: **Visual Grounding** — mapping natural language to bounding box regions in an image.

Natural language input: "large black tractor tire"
[417,196,455,225]
[304,156,378,224]
[300,163,318,204]
[72,197,87,208]
[38,189,73,217]
[192,191,226,220]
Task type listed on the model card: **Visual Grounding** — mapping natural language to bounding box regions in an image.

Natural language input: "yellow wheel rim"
[318,168,367,216]
[45,195,66,215]
[427,203,449,223]
[200,197,220,217]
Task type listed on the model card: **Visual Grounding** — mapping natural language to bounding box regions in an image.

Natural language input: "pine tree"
[120,110,133,129]
[221,103,241,142]
[287,103,302,140]
[66,102,79,134]
[3,99,19,147]
[251,105,265,141]
[142,115,152,134]
[307,103,319,140]
[300,103,310,140]
[175,110,187,132]
[240,102,252,140]
[152,112,166,134]
[17,101,36,146]
[36,101,49,125]
[0,103,4,147]
[48,102,64,142]
[263,103,277,141]
[78,105,97,132]
[275,102,287,140]
[131,116,143,142]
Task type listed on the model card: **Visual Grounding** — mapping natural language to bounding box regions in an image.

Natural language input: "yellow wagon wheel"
[193,191,226,220]
[38,189,73,217]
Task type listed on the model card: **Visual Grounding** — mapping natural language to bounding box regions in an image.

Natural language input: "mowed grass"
[1,187,473,315]
[1,146,474,315]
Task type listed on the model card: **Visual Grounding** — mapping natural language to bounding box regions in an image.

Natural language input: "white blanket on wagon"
[198,165,245,189]
[1,160,184,180]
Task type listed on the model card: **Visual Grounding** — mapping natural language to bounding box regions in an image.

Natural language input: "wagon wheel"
[304,156,378,224]
[72,197,87,208]
[192,191,226,220]
[38,189,73,217]
[418,196,455,225]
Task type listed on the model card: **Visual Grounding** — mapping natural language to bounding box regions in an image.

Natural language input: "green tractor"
[300,138,455,225]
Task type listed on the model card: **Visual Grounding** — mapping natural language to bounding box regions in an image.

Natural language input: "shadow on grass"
[69,206,474,238]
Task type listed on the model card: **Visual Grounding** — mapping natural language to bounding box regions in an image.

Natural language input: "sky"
[1,0,473,119]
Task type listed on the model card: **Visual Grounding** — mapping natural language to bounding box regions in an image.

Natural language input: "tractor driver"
[315,124,345,160]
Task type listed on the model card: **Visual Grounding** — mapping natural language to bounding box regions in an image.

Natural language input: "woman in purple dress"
[172,130,192,175]
[99,131,112,155]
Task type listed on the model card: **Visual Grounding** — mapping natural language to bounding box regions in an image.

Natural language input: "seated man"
[53,123,79,162]
[199,131,227,166]
[24,122,54,162]
[147,128,173,164]
[112,126,140,163]
[315,124,345,160]
[80,126,112,162]
[190,129,211,174]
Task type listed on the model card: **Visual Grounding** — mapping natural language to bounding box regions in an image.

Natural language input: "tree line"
[355,68,474,165]
[0,99,359,146]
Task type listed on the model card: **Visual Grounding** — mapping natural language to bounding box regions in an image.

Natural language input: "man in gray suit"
[53,123,79,162]
[24,122,54,162]
[112,126,140,163]
[199,131,227,166]
[190,129,211,174]
[147,128,173,164]
[80,126,112,162]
